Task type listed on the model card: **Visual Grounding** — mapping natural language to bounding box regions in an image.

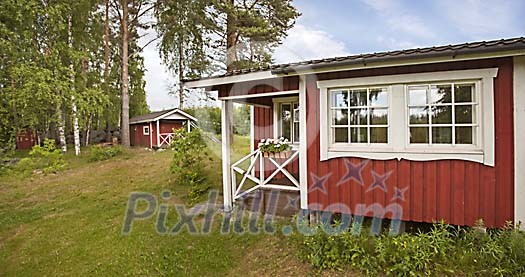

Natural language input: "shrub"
[15,139,66,174]
[296,221,525,276]
[88,145,123,162]
[170,128,210,205]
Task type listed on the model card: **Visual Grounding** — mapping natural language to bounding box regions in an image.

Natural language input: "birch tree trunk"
[120,0,131,147]
[68,15,81,156]
[57,106,67,153]
[178,40,184,109]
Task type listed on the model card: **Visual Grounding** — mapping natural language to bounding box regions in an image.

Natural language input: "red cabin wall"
[305,57,514,228]
[130,123,151,147]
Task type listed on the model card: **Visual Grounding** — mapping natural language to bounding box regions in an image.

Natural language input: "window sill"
[323,147,487,165]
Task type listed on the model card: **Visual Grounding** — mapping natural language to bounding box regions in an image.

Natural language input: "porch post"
[156,120,160,147]
[299,75,308,210]
[221,100,234,212]
[187,119,191,132]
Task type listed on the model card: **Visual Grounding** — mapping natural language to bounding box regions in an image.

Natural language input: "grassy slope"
[0,137,323,276]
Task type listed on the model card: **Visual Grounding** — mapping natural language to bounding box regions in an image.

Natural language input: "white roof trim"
[130,109,197,124]
[184,50,524,89]
[218,90,299,100]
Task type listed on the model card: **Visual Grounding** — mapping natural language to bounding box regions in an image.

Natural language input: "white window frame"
[143,125,150,136]
[317,68,498,166]
[405,81,481,150]
[329,86,391,147]
[273,96,300,146]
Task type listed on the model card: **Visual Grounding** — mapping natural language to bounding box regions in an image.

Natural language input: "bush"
[170,128,210,205]
[88,145,123,162]
[15,139,66,174]
[296,221,525,276]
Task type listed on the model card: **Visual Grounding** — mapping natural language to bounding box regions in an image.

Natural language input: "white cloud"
[273,24,350,64]
[361,0,435,40]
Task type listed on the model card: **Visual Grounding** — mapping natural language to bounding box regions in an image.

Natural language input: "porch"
[219,77,308,212]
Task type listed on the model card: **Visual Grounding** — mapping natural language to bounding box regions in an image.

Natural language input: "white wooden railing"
[231,149,300,200]
[158,133,175,147]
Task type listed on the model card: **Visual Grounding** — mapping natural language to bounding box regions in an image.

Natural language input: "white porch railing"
[158,133,175,147]
[231,149,300,200]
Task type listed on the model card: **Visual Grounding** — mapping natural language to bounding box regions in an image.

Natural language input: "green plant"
[170,128,210,205]
[88,145,123,162]
[296,220,525,276]
[15,139,66,174]
[257,137,291,153]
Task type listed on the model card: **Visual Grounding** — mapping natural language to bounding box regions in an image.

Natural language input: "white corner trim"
[318,68,498,166]
[218,90,299,100]
[148,123,152,148]
[156,120,160,147]
[316,68,498,89]
[514,56,525,229]
[298,76,308,210]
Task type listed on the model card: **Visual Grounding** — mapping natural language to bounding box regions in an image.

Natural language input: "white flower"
[265,142,270,145]
[276,144,281,148]
[260,139,265,143]
[258,143,263,147]
[284,139,289,143]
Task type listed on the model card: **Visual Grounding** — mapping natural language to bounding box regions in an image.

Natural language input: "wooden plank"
[464,162,480,226]
[424,161,438,223]
[411,162,424,222]
[437,161,451,223]
[397,160,411,221]
[385,159,398,219]
[452,161,465,226]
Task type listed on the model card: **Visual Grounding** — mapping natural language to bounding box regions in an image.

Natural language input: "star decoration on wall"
[391,186,409,202]
[338,160,369,186]
[366,170,392,193]
[308,172,332,195]
[284,195,300,210]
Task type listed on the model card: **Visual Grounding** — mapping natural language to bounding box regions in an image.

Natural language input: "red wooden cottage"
[129,108,197,148]
[184,37,525,228]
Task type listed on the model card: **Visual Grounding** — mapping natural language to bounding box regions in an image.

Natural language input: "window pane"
[332,91,348,107]
[455,105,474,124]
[334,128,348,143]
[430,84,452,104]
[431,106,452,124]
[349,89,367,107]
[281,104,291,140]
[455,84,474,103]
[349,109,367,125]
[351,127,368,143]
[293,103,300,123]
[294,122,300,143]
[432,127,452,144]
[370,108,388,125]
[332,109,348,125]
[369,88,388,107]
[409,107,429,124]
[370,127,387,143]
[410,127,429,143]
[409,86,427,106]
[456,127,473,144]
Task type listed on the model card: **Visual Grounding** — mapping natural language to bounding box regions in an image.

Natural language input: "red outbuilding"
[129,108,197,148]
[185,37,525,229]
[16,129,37,150]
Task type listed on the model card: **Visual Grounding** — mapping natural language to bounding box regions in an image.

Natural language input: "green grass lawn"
[0,136,322,276]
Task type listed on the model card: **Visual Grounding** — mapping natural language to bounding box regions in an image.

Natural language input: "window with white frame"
[317,68,498,166]
[275,98,300,144]
[330,87,389,144]
[143,126,150,135]
[407,83,478,146]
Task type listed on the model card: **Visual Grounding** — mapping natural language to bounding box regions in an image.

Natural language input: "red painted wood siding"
[131,123,151,147]
[305,58,514,228]
[16,129,37,150]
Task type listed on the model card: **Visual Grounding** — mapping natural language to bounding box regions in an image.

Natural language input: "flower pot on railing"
[262,150,293,159]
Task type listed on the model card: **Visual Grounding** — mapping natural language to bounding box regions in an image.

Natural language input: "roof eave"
[184,48,525,89]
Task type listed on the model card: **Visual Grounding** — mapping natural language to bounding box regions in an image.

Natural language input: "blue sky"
[142,0,525,110]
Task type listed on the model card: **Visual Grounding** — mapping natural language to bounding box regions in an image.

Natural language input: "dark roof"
[186,37,525,82]
[129,109,176,124]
